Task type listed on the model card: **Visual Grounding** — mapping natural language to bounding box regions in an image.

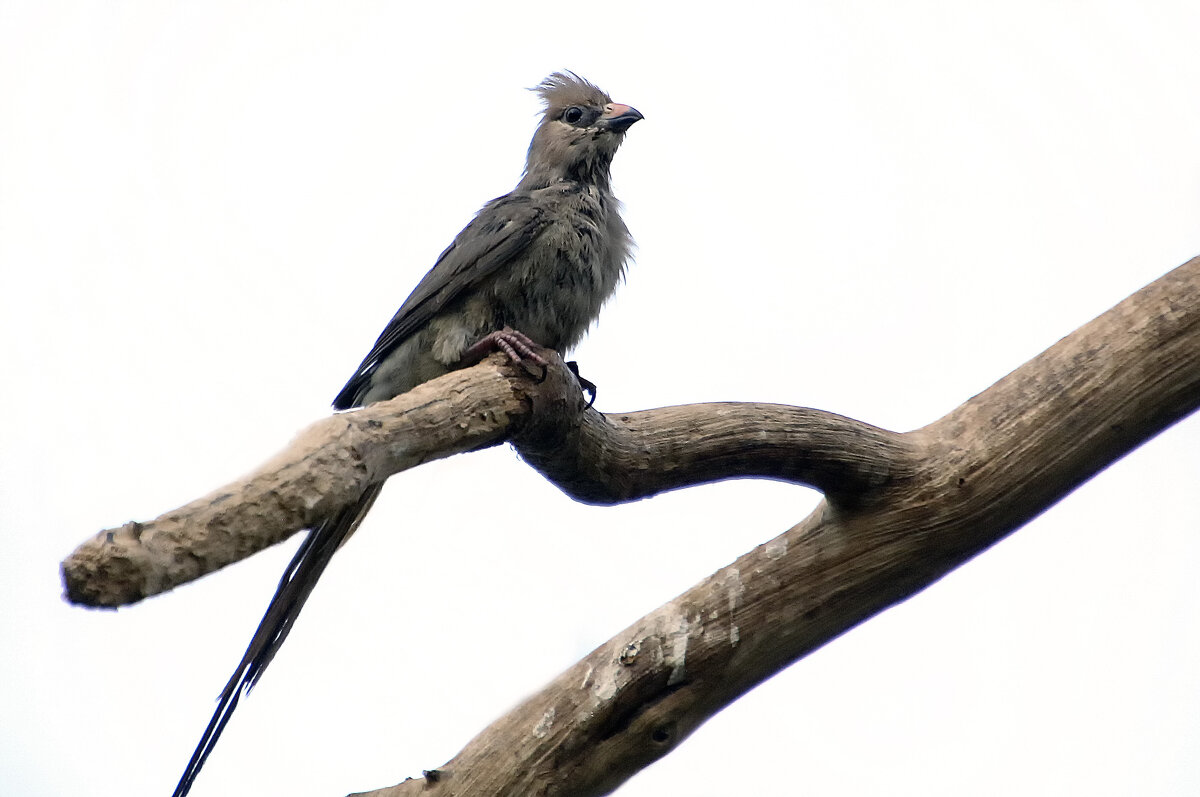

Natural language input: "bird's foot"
[463,328,549,378]
[565,361,597,407]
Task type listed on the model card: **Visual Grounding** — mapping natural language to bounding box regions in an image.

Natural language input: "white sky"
[3,2,1199,795]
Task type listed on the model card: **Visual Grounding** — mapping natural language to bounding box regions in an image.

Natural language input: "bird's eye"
[563,106,584,124]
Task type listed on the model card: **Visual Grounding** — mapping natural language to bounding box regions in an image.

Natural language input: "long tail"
[170,485,383,797]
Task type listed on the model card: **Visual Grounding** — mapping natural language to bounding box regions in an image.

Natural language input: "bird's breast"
[483,190,627,352]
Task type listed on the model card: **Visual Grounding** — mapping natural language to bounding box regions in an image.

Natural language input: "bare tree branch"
[62,364,522,607]
[62,257,1200,796]
[355,256,1200,797]
[62,359,904,608]
[513,394,911,506]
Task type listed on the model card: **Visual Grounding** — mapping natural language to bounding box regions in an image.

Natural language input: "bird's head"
[521,71,642,191]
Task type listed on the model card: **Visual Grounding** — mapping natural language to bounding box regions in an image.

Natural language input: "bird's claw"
[566,361,598,407]
[464,328,550,368]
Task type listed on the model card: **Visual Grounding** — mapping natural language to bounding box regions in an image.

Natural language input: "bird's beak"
[600,103,644,132]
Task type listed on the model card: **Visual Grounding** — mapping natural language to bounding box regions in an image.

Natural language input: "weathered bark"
[61,366,906,608]
[62,256,1200,796]
[62,365,526,607]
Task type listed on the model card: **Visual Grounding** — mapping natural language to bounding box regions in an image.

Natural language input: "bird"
[170,71,642,797]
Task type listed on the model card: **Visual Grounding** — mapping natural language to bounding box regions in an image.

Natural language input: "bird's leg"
[565,361,598,407]
[462,328,550,377]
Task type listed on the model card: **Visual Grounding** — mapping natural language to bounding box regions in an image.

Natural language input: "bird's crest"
[532,71,612,116]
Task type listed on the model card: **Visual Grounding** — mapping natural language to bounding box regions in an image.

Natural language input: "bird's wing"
[333,191,553,409]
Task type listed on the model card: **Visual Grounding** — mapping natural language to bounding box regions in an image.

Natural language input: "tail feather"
[170,486,382,797]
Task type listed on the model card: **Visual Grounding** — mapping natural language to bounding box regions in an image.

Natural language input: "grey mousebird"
[171,71,641,797]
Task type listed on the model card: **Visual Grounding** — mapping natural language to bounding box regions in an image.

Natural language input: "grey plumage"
[171,72,640,797]
[336,72,638,407]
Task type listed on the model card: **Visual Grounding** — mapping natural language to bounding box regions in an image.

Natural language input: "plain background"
[3,2,1199,795]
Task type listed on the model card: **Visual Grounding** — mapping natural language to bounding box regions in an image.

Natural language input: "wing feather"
[333,193,550,409]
